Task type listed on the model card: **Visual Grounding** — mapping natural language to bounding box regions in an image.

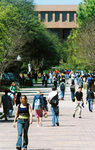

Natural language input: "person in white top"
[48,87,60,126]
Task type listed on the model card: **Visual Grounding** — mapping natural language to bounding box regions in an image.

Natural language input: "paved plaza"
[0,81,95,150]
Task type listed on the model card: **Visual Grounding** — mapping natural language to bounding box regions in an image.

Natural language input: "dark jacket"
[87,91,94,100]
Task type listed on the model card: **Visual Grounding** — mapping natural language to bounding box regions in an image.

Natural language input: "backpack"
[34,95,41,110]
[50,93,58,107]
[70,85,75,92]
[60,83,65,91]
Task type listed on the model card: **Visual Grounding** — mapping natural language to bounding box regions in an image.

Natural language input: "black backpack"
[60,83,65,91]
[70,85,75,92]
[50,93,58,107]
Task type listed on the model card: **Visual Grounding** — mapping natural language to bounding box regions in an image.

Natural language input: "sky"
[33,0,83,5]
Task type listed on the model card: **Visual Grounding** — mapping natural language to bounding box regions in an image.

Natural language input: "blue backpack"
[34,95,41,110]
[60,83,65,91]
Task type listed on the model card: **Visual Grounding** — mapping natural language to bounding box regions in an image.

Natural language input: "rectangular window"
[55,12,60,22]
[41,12,45,22]
[62,12,67,22]
[48,12,52,22]
[69,12,74,22]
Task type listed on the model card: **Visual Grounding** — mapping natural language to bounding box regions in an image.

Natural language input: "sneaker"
[90,110,93,112]
[52,125,55,127]
[16,146,21,150]
[73,114,75,118]
[56,123,59,126]
[79,116,82,118]
[37,124,40,127]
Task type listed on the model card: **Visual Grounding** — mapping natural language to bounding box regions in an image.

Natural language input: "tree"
[62,0,95,70]
[76,20,95,69]
[8,0,61,72]
[0,2,21,78]
[0,0,64,80]
[77,0,95,27]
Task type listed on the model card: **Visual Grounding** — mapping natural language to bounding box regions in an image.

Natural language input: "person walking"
[66,70,69,84]
[73,87,84,118]
[13,95,32,150]
[70,80,75,102]
[54,77,57,90]
[60,79,65,100]
[45,74,48,87]
[10,82,19,104]
[1,89,12,121]
[48,87,60,126]
[78,74,83,89]
[16,92,22,106]
[76,71,79,85]
[86,75,92,94]
[32,91,46,127]
[87,88,94,112]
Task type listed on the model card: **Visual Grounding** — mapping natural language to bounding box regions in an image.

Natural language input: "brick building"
[35,5,78,41]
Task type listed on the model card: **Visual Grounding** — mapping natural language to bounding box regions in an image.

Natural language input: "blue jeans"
[16,119,29,148]
[66,74,69,80]
[61,90,65,99]
[50,78,52,84]
[76,78,78,85]
[88,99,93,111]
[71,91,74,101]
[51,106,59,126]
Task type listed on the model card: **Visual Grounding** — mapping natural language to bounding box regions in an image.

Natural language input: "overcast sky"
[33,0,83,5]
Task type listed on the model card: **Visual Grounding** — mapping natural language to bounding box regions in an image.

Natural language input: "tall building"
[35,5,78,41]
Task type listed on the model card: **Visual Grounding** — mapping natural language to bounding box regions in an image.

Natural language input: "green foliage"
[0,0,67,75]
[60,0,95,71]
[77,0,95,27]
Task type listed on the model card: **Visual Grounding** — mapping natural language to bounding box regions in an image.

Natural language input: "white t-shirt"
[48,91,60,101]
[71,74,75,80]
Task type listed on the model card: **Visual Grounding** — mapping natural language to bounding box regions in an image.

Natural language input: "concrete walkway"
[0,81,95,150]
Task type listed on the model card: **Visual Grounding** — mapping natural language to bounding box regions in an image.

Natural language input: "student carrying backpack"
[70,84,75,92]
[32,91,46,127]
[70,80,75,102]
[60,79,65,100]
[60,83,65,91]
[34,95,41,110]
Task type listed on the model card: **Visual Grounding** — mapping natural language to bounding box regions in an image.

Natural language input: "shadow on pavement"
[0,119,14,123]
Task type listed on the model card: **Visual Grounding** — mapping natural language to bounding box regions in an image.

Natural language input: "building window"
[41,12,45,22]
[48,12,53,22]
[62,12,67,22]
[69,12,74,22]
[55,12,60,22]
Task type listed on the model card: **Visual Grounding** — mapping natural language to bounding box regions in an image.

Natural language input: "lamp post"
[17,55,21,83]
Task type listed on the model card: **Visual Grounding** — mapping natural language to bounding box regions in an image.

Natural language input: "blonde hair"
[20,95,28,103]
[11,82,15,86]
[37,91,41,94]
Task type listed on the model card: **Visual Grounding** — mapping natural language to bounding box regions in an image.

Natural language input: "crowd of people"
[0,69,95,150]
